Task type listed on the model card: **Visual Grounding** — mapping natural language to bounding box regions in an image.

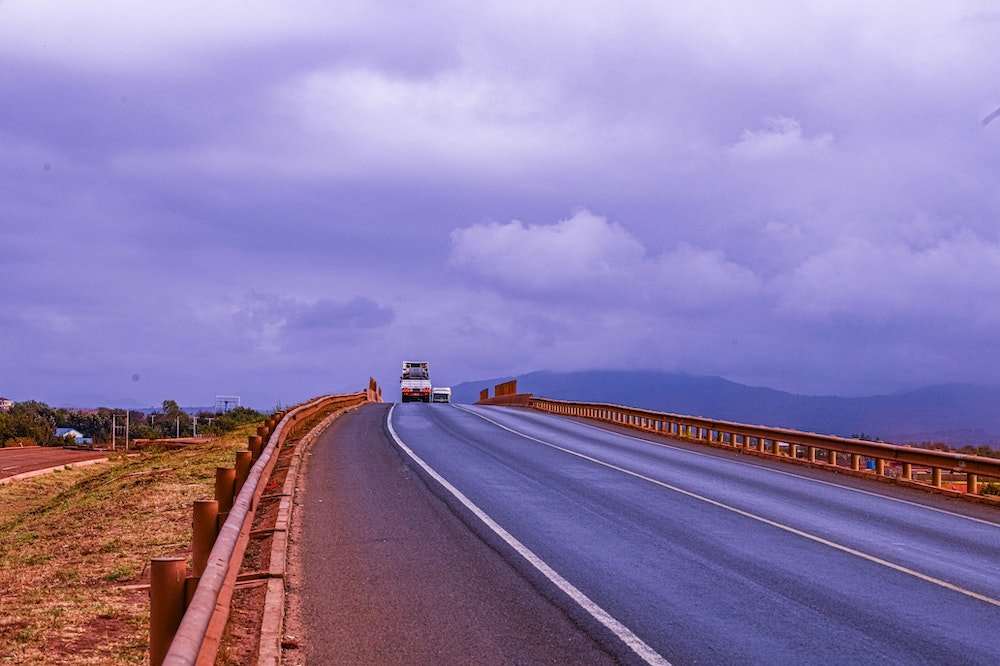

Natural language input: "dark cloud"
[290,297,395,331]
[235,292,394,350]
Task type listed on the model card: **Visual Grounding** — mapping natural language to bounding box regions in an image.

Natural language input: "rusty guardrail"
[149,383,380,666]
[476,379,532,407]
[525,395,1000,502]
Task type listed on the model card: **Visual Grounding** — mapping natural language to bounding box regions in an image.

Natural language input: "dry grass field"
[0,425,260,665]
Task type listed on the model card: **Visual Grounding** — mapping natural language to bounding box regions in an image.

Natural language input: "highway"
[384,403,1000,665]
[294,403,617,665]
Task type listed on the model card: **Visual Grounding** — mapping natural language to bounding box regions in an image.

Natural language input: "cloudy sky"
[2,1,999,407]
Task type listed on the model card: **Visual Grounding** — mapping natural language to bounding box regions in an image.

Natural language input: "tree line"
[0,400,268,447]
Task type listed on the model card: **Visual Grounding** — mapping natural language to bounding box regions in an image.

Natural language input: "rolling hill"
[452,370,1000,447]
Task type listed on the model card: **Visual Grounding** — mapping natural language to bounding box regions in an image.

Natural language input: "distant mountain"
[56,397,151,411]
[452,370,1000,447]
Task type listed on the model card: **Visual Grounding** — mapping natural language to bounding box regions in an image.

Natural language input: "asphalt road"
[384,403,1000,665]
[296,403,617,665]
[0,446,108,480]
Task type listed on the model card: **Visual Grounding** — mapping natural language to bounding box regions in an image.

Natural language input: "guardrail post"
[851,454,862,471]
[191,500,219,578]
[901,463,912,480]
[235,450,252,494]
[827,449,838,466]
[149,557,187,666]
[248,435,263,461]
[215,467,236,514]
[875,458,885,476]
[932,468,943,488]
[807,446,816,463]
[967,473,978,494]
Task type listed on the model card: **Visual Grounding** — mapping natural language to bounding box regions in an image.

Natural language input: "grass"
[0,423,261,665]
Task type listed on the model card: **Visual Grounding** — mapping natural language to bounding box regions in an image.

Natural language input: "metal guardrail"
[528,396,1000,500]
[150,389,374,666]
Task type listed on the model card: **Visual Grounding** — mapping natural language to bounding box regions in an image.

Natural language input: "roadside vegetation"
[919,442,1000,460]
[0,400,267,447]
[0,424,260,664]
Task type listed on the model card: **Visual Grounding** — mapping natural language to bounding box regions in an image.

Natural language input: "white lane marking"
[456,405,1000,610]
[476,406,1000,530]
[387,405,671,666]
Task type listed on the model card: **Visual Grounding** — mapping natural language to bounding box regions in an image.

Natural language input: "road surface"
[294,403,617,665]
[0,447,108,481]
[298,402,1000,664]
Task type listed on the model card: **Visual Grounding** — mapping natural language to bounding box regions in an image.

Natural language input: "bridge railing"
[528,396,1000,502]
[150,385,379,666]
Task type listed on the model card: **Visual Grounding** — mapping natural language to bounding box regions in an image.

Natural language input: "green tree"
[0,402,56,446]
[156,400,192,438]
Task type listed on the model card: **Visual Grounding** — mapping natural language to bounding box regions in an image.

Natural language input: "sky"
[2,1,999,408]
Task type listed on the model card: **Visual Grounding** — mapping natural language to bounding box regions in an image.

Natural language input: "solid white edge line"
[456,405,1000,610]
[482,405,1000,530]
[387,404,671,666]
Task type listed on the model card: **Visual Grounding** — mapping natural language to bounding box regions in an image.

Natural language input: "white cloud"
[730,117,833,161]
[776,234,1000,323]
[0,1,367,71]
[269,66,641,181]
[450,209,643,289]
[652,244,762,308]
[450,209,760,310]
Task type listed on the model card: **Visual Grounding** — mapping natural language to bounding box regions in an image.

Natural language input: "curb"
[256,404,361,665]
[0,457,110,485]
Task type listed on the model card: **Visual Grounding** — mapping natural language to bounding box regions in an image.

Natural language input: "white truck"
[400,361,432,403]
[431,387,452,403]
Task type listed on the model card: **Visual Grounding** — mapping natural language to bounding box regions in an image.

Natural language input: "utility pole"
[176,417,180,439]
[111,413,116,452]
[192,416,198,438]
[125,410,130,451]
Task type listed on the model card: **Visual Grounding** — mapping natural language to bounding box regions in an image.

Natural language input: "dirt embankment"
[0,425,261,665]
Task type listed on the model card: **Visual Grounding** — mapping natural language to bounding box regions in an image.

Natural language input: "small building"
[0,397,13,412]
[55,428,92,445]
